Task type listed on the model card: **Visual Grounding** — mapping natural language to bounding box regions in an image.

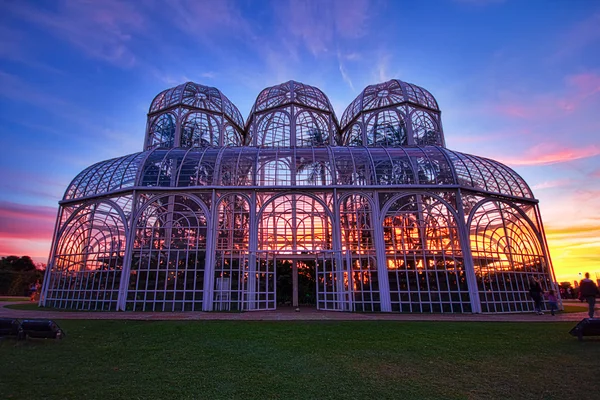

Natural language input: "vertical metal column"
[373,193,392,312]
[117,191,138,311]
[202,190,217,311]
[246,191,258,310]
[455,189,482,313]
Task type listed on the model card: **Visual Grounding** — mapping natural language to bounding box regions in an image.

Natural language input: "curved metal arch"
[379,191,462,225]
[408,109,441,146]
[340,79,440,131]
[466,198,545,247]
[294,109,332,146]
[130,192,211,224]
[180,110,223,146]
[252,108,293,147]
[363,108,408,147]
[342,121,365,146]
[337,191,378,211]
[214,191,253,209]
[462,153,505,196]
[256,191,336,226]
[173,146,203,186]
[56,198,129,240]
[146,112,178,148]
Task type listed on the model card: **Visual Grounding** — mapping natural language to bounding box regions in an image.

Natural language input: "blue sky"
[0,0,599,281]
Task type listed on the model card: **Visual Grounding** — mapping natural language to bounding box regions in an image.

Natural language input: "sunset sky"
[0,0,598,283]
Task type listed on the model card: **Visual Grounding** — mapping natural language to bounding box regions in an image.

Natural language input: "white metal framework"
[41,80,557,313]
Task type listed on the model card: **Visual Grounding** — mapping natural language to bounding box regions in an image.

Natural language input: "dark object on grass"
[569,318,600,341]
[20,319,65,339]
[0,318,24,339]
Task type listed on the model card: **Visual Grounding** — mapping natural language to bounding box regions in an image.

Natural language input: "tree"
[0,256,44,296]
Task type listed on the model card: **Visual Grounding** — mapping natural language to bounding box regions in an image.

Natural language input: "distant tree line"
[0,256,45,296]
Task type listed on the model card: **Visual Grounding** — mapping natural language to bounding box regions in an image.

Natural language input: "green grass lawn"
[1,320,599,399]
[0,297,29,302]
[3,303,91,312]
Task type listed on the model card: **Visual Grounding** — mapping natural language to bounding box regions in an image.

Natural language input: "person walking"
[529,277,544,315]
[578,272,599,319]
[545,289,558,316]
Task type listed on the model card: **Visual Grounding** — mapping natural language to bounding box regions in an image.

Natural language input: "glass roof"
[149,82,244,130]
[63,146,533,201]
[340,79,439,129]
[249,80,336,115]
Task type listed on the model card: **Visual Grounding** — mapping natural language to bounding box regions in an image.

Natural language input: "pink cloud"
[489,72,600,119]
[497,143,600,166]
[567,73,600,98]
[0,201,57,241]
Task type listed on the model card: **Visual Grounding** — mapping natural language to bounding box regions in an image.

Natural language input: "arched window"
[383,194,468,313]
[412,111,440,145]
[340,194,380,311]
[366,110,407,146]
[46,201,126,311]
[181,113,220,147]
[128,195,208,311]
[148,113,176,148]
[295,111,329,146]
[255,112,291,147]
[469,200,549,313]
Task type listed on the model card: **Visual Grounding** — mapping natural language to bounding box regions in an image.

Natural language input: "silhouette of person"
[529,277,544,315]
[578,272,599,319]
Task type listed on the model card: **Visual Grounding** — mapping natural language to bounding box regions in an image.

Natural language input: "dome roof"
[63,146,533,201]
[340,79,439,129]
[249,80,336,115]
[149,82,244,130]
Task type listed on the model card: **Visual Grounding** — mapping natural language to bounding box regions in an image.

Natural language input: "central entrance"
[253,192,350,311]
[252,251,349,311]
[274,256,316,307]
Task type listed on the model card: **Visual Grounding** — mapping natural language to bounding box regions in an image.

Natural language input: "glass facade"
[41,80,557,313]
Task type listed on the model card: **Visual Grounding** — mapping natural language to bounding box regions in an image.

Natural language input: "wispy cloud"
[337,51,354,91]
[553,12,600,61]
[5,0,145,67]
[165,0,254,41]
[531,179,572,190]
[274,0,371,56]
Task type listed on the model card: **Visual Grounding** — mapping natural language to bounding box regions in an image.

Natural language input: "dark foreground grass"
[1,320,598,400]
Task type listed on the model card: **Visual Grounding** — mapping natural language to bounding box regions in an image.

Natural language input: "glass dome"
[340,79,444,147]
[145,82,245,149]
[246,80,339,147]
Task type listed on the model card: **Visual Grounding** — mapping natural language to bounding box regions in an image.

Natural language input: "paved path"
[0,300,594,323]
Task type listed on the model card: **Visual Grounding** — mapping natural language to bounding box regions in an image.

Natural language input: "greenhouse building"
[41,79,557,313]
